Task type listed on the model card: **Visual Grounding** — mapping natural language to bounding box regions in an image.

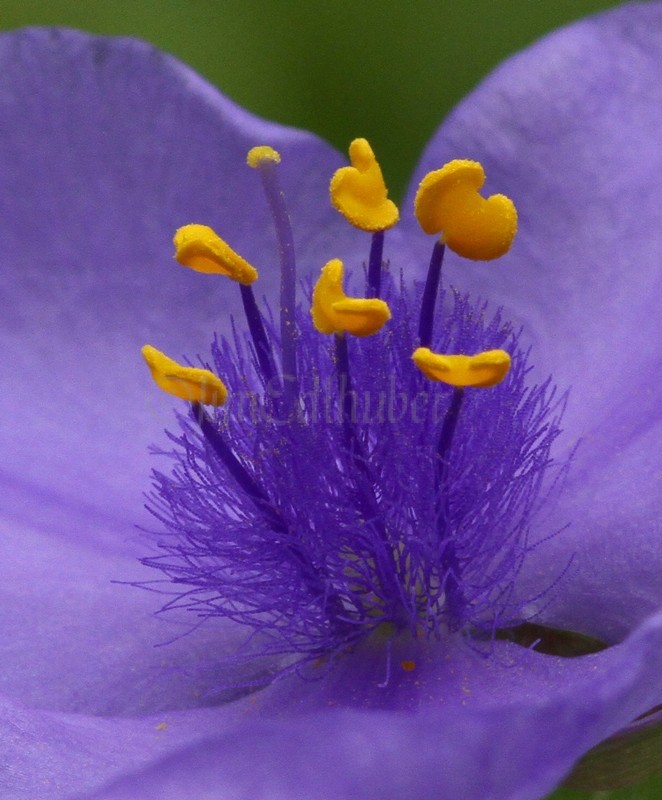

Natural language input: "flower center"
[140,140,568,671]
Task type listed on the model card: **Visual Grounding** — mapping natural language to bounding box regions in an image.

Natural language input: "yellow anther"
[412,347,511,388]
[141,345,228,406]
[311,259,391,337]
[330,138,399,232]
[414,160,517,260]
[246,145,281,168]
[173,224,258,285]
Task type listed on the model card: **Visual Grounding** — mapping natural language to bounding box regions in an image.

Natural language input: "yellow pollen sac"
[412,347,511,388]
[311,259,391,337]
[330,138,399,232]
[414,160,517,260]
[173,224,258,285]
[141,345,228,406]
[246,145,282,168]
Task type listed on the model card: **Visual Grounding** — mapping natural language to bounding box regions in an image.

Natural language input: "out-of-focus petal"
[0,516,257,715]
[75,613,662,800]
[0,692,248,800]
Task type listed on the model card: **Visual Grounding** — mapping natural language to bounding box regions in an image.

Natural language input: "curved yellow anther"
[412,347,511,388]
[330,138,399,232]
[311,259,391,337]
[174,224,258,285]
[141,345,228,406]
[414,160,517,260]
[246,145,281,168]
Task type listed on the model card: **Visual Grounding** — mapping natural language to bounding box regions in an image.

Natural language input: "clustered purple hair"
[143,205,568,671]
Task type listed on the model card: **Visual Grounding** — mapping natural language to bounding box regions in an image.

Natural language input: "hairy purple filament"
[334,330,401,609]
[435,387,466,629]
[194,403,350,632]
[144,178,569,670]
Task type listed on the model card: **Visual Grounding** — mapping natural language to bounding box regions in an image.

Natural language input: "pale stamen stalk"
[253,158,298,405]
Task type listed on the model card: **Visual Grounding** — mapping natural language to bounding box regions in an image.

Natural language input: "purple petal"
[0,691,246,799]
[64,612,662,800]
[0,521,255,714]
[403,3,662,639]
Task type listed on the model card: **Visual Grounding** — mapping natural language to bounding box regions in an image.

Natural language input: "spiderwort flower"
[140,142,531,663]
[1,5,662,799]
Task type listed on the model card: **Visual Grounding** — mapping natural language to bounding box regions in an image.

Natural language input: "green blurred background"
[2,0,626,200]
[3,1,659,798]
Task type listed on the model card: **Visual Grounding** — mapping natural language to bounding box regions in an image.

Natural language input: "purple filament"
[436,388,465,487]
[334,333,355,432]
[367,230,385,298]
[240,284,280,390]
[418,241,446,347]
